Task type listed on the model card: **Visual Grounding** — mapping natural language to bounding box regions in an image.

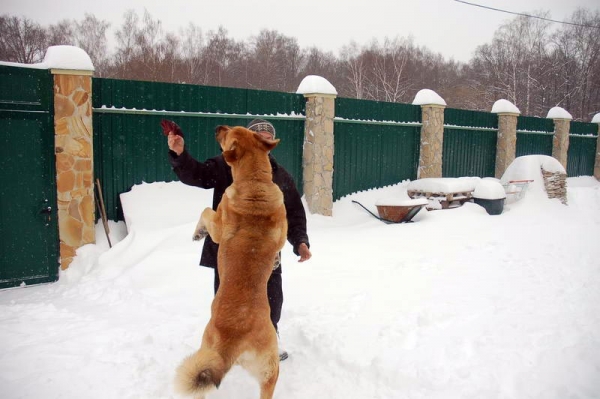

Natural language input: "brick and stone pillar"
[492,99,521,179]
[48,46,95,269]
[548,106,572,170]
[296,76,337,216]
[593,113,600,180]
[413,89,446,178]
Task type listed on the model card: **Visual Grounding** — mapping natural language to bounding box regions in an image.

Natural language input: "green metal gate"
[0,66,59,289]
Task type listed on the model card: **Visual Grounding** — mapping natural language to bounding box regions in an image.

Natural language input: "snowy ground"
[1,174,600,399]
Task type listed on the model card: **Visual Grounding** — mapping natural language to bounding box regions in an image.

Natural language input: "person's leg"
[213,267,220,295]
[267,272,283,331]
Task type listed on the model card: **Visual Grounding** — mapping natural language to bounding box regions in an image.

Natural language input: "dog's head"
[215,125,280,164]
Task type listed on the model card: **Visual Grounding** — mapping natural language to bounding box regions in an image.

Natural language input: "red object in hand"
[160,119,184,137]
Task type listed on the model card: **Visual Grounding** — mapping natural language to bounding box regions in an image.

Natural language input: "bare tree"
[339,42,368,99]
[179,23,205,84]
[0,15,47,63]
[74,14,111,76]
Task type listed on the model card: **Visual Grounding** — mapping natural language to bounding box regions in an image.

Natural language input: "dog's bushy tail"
[174,348,228,396]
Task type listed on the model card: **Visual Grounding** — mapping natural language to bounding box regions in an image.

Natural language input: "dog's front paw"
[192,227,208,241]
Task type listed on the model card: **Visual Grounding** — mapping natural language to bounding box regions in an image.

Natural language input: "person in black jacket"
[166,118,311,361]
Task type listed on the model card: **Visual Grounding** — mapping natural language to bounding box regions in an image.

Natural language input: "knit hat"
[247,119,276,138]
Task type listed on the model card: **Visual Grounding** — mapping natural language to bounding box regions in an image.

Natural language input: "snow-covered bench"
[407,177,480,210]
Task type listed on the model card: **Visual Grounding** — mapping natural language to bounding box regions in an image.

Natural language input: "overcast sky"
[4,0,599,63]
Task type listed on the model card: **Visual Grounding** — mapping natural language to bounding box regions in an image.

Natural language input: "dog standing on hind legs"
[175,125,288,399]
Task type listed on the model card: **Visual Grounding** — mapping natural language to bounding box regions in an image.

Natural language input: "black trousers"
[213,268,283,332]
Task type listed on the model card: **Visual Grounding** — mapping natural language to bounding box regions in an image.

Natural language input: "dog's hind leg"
[192,207,215,241]
[239,349,279,399]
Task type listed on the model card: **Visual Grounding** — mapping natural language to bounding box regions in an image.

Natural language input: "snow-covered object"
[502,155,565,183]
[296,75,337,96]
[473,180,506,199]
[374,197,429,207]
[501,155,566,201]
[43,45,94,71]
[491,99,520,114]
[546,106,572,120]
[412,89,447,106]
[407,177,480,193]
[592,113,600,123]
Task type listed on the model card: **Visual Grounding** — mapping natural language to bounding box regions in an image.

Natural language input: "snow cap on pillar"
[296,75,337,97]
[491,99,520,115]
[412,89,446,106]
[592,113,600,124]
[546,106,572,120]
[44,45,94,74]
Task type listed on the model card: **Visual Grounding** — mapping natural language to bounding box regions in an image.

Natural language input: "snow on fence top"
[0,45,94,71]
[491,99,520,115]
[546,106,572,120]
[296,75,337,96]
[592,113,600,124]
[411,89,447,106]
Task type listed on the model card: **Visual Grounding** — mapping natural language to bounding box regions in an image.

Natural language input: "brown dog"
[175,125,288,399]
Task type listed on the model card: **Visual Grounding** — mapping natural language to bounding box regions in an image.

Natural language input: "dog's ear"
[255,134,280,152]
[222,139,239,163]
[215,125,230,146]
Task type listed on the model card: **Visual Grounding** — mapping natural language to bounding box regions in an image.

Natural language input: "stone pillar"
[495,113,519,178]
[418,105,446,178]
[52,69,95,269]
[551,118,570,170]
[302,94,335,216]
[413,89,446,179]
[547,106,572,171]
[593,113,600,180]
[296,75,337,216]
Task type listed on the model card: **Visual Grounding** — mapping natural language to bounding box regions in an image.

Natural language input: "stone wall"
[495,113,518,178]
[53,72,95,269]
[302,95,335,216]
[418,105,445,178]
[552,119,570,170]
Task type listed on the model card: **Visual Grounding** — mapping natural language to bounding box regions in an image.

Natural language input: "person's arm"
[280,170,311,261]
[167,132,221,189]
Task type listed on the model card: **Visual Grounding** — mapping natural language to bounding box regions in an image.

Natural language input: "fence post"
[413,89,446,178]
[49,46,95,270]
[594,113,600,181]
[492,99,520,178]
[296,76,337,216]
[548,106,572,170]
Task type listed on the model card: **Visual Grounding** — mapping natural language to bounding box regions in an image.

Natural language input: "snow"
[473,179,506,200]
[411,89,447,106]
[407,177,480,193]
[546,106,572,120]
[1,171,600,398]
[491,99,520,115]
[592,113,600,124]
[0,45,94,71]
[296,75,338,96]
[501,155,566,183]
[374,197,429,207]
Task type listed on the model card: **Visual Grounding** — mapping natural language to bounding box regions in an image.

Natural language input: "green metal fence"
[92,77,599,218]
[333,98,421,200]
[567,121,598,177]
[93,78,305,221]
[443,108,498,177]
[516,115,554,157]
